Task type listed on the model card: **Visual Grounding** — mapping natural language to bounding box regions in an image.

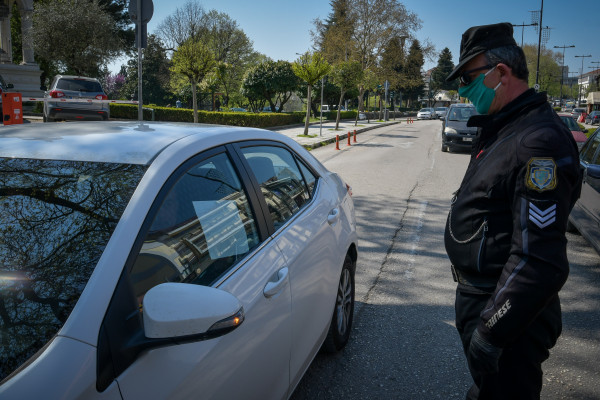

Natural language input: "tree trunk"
[303,85,312,136]
[335,90,345,130]
[192,81,198,123]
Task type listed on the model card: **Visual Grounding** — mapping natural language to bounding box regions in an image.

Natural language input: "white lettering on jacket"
[485,299,512,329]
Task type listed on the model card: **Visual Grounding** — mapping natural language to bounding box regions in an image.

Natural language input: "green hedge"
[109,104,304,127]
[324,110,357,120]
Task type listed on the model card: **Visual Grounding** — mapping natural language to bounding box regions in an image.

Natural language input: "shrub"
[109,104,304,127]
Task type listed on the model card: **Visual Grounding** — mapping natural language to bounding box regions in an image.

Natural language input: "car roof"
[54,75,100,82]
[449,103,474,108]
[0,121,286,165]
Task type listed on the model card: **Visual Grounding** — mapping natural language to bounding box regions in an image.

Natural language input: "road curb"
[299,121,402,150]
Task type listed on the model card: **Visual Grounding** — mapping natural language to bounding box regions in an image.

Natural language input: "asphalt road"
[290,120,600,399]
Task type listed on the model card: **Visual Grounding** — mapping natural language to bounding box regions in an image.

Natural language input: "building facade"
[0,0,42,97]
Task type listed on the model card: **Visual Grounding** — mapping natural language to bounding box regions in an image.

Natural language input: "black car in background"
[441,103,478,152]
[568,127,600,255]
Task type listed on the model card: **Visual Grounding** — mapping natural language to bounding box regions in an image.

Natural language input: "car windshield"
[419,108,431,113]
[560,115,580,131]
[0,158,146,381]
[447,107,476,121]
[56,78,103,92]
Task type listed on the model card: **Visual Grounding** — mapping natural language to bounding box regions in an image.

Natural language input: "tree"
[428,48,457,106]
[400,39,425,107]
[292,52,332,136]
[32,0,122,77]
[522,44,562,97]
[120,35,172,105]
[241,60,300,112]
[158,1,259,108]
[312,0,355,64]
[348,0,422,110]
[170,39,216,123]
[331,61,363,129]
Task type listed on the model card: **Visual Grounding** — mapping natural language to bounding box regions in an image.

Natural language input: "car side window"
[240,146,313,230]
[129,152,260,300]
[581,131,600,164]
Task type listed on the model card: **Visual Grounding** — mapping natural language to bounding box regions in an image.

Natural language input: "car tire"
[442,142,449,152]
[322,254,355,353]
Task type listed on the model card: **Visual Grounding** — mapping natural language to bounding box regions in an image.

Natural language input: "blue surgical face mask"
[458,66,501,114]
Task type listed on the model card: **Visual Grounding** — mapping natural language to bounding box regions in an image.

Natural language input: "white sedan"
[417,107,435,120]
[0,122,358,399]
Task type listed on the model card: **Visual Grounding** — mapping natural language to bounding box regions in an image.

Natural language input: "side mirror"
[143,283,244,339]
[586,164,600,180]
[6,83,13,89]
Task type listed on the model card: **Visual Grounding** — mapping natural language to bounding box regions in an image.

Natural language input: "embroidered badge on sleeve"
[525,158,557,192]
[529,202,556,229]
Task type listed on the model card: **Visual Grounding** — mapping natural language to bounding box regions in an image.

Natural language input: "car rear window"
[0,158,146,382]
[55,78,103,93]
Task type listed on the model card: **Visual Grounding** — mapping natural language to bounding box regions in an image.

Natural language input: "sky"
[114,0,599,79]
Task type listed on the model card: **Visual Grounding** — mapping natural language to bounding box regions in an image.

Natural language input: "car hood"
[571,130,588,143]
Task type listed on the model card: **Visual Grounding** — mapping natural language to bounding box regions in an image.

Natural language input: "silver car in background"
[43,75,109,122]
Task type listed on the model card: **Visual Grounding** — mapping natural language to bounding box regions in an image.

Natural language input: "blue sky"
[118,0,599,78]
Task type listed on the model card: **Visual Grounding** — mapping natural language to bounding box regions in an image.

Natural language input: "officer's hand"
[467,329,503,375]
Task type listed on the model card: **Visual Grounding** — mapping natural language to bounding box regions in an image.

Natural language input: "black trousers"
[455,285,562,400]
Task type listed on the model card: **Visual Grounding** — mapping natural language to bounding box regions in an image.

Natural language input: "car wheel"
[322,254,355,353]
[442,142,449,152]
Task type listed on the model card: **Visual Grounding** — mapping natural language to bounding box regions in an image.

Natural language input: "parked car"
[0,122,358,399]
[558,113,589,150]
[417,107,435,120]
[43,75,109,122]
[441,103,478,152]
[0,73,14,108]
[571,107,586,121]
[229,107,247,112]
[434,107,448,119]
[585,110,600,125]
[568,127,600,255]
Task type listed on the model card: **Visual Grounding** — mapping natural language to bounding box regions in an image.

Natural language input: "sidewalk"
[268,118,408,149]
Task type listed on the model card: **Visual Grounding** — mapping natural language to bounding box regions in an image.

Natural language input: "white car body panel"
[0,337,121,399]
[117,239,292,400]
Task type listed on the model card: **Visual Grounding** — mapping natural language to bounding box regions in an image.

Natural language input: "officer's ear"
[496,63,511,80]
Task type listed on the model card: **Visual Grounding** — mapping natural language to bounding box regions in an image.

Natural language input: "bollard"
[353,130,357,143]
[335,135,340,150]
[347,132,351,146]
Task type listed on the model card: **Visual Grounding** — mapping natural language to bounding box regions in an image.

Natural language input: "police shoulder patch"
[525,158,557,192]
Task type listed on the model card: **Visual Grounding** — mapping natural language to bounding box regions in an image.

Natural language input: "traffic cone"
[347,132,351,146]
[335,135,340,150]
[353,130,357,143]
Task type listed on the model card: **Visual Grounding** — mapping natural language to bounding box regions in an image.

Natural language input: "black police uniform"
[444,88,582,399]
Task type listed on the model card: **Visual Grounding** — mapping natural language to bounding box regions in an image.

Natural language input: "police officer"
[444,23,582,399]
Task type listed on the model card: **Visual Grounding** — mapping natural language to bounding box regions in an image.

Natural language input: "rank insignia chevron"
[528,203,556,229]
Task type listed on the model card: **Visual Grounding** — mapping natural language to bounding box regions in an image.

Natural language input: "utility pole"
[553,45,575,107]
[512,22,538,47]
[575,54,592,106]
[534,0,544,91]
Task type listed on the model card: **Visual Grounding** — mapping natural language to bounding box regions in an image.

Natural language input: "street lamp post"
[575,54,592,106]
[553,45,575,107]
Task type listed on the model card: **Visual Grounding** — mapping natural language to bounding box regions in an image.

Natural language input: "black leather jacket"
[444,89,582,347]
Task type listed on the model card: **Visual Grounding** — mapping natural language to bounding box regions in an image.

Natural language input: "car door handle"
[327,208,340,225]
[263,267,289,298]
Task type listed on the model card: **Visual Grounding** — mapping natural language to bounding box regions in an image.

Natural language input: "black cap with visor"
[446,22,518,82]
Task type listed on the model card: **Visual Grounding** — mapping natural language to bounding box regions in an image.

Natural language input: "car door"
[98,148,292,400]
[234,143,345,383]
[577,131,600,246]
